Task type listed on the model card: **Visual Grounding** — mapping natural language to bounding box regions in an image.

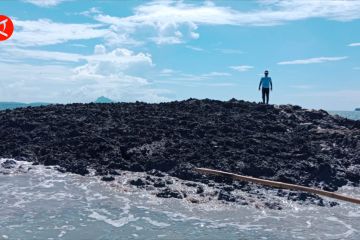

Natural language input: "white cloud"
[216,48,243,54]
[66,45,164,102]
[0,62,73,102]
[185,45,204,51]
[0,61,170,103]
[93,0,360,45]
[155,80,235,88]
[278,56,348,65]
[9,19,109,47]
[94,44,106,55]
[157,69,231,82]
[230,65,254,72]
[150,36,183,45]
[164,71,231,82]
[159,68,176,76]
[72,46,153,76]
[175,31,183,37]
[0,46,153,67]
[80,7,102,17]
[70,43,87,48]
[202,72,231,77]
[161,68,175,73]
[190,31,200,39]
[3,48,83,62]
[104,32,143,47]
[23,0,68,7]
[348,42,360,47]
[0,45,167,103]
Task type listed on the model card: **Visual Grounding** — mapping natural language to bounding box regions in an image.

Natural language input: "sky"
[0,0,360,110]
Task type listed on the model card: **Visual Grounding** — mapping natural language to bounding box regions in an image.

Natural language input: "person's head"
[264,70,269,76]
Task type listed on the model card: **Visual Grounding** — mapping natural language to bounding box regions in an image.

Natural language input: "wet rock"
[207,181,215,187]
[156,188,183,199]
[101,175,115,182]
[188,197,200,203]
[129,163,144,172]
[184,182,198,187]
[130,178,147,186]
[218,190,236,202]
[329,201,339,207]
[55,166,66,173]
[109,169,121,175]
[264,202,283,210]
[65,164,89,176]
[196,186,204,194]
[145,175,155,182]
[153,179,166,188]
[165,179,174,185]
[171,163,202,181]
[1,159,16,169]
[145,185,155,191]
[345,165,360,183]
[147,169,165,177]
[276,189,287,197]
[222,185,234,192]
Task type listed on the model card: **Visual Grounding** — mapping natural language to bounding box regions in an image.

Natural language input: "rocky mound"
[0,99,359,204]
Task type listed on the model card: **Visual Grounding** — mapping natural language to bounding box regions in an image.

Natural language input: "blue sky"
[0,0,360,110]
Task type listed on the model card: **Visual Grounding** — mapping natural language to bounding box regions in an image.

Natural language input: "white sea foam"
[141,217,170,227]
[88,211,138,228]
[1,158,360,239]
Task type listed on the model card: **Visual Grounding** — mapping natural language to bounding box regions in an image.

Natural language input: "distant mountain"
[355,108,360,111]
[94,96,113,103]
[0,102,50,110]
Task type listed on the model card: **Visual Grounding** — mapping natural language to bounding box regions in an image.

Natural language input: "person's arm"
[270,78,273,90]
[258,78,262,90]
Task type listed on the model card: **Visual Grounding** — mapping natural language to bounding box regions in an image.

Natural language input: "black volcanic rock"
[101,175,115,182]
[156,187,183,199]
[218,190,236,202]
[1,159,16,169]
[0,99,359,198]
[130,178,147,186]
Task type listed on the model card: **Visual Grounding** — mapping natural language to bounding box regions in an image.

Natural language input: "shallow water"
[1,159,360,240]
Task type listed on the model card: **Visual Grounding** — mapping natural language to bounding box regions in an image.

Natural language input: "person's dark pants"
[262,88,270,104]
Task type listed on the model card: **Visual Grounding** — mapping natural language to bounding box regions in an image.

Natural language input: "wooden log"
[194,167,360,205]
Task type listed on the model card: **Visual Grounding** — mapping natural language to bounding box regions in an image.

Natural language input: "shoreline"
[0,158,341,209]
[0,99,359,207]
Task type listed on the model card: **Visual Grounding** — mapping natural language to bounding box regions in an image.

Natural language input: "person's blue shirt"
[259,77,272,89]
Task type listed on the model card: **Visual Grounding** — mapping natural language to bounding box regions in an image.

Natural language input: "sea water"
[0,109,359,240]
[0,159,359,240]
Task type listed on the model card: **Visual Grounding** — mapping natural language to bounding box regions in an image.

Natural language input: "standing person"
[258,70,273,104]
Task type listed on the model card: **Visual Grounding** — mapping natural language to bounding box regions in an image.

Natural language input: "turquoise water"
[1,159,360,240]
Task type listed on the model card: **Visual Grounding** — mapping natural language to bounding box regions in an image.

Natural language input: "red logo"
[0,15,14,41]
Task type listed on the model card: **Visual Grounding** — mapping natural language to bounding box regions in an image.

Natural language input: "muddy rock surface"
[0,98,359,206]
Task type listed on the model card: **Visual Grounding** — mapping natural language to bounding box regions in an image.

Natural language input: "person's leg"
[265,88,269,104]
[262,88,265,104]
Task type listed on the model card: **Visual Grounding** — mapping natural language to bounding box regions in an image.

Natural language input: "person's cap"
[264,70,269,74]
